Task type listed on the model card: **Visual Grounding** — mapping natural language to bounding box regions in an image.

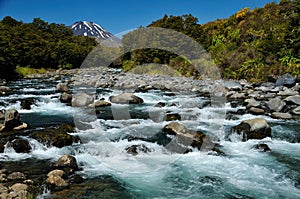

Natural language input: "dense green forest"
[0,16,96,79]
[0,0,299,81]
[122,0,300,81]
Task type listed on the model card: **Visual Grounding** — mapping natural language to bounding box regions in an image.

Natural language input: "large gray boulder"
[53,155,79,173]
[56,83,69,93]
[1,108,27,132]
[71,93,94,107]
[231,118,271,141]
[60,92,72,104]
[109,93,143,104]
[276,73,296,88]
[284,95,300,106]
[271,112,293,119]
[267,97,286,112]
[163,122,214,153]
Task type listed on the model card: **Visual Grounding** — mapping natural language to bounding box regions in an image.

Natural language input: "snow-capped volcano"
[71,21,113,41]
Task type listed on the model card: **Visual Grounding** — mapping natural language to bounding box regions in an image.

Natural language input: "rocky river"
[0,67,300,198]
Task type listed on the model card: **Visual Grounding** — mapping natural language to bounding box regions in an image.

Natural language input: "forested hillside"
[0,16,96,79]
[1,0,299,81]
[122,0,300,81]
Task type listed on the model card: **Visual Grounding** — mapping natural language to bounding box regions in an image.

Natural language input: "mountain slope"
[71,21,113,41]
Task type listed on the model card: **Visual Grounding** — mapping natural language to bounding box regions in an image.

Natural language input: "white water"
[1,80,300,198]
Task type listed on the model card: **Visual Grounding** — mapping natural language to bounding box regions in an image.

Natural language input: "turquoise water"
[1,78,300,198]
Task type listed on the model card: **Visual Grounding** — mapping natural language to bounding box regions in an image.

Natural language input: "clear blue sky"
[0,0,278,34]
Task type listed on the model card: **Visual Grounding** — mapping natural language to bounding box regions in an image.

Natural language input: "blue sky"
[0,0,278,34]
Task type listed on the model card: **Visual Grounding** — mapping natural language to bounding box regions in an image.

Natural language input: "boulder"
[278,89,299,96]
[88,100,111,108]
[125,144,152,155]
[276,73,296,88]
[291,106,300,115]
[10,183,28,193]
[224,81,242,91]
[20,98,35,110]
[7,172,26,181]
[56,83,69,93]
[1,108,27,132]
[267,98,286,112]
[253,143,271,152]
[244,98,260,108]
[248,107,265,115]
[60,92,72,104]
[53,155,79,172]
[31,124,80,148]
[228,92,246,100]
[11,138,32,153]
[0,86,11,94]
[231,118,272,141]
[271,112,293,119]
[47,169,67,179]
[46,172,68,190]
[284,95,300,106]
[165,113,181,121]
[109,93,143,104]
[163,122,214,152]
[154,102,166,108]
[71,93,94,107]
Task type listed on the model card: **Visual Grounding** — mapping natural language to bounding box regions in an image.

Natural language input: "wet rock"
[46,170,69,191]
[69,174,84,184]
[165,112,181,121]
[231,118,272,141]
[56,83,69,93]
[0,184,8,194]
[224,81,242,91]
[244,98,260,108]
[31,124,80,148]
[0,86,11,95]
[126,144,152,155]
[248,107,265,115]
[71,93,94,107]
[230,101,239,108]
[10,183,29,195]
[135,84,154,92]
[11,138,31,153]
[154,102,166,108]
[20,98,35,110]
[267,97,286,112]
[7,172,26,181]
[48,175,132,199]
[88,100,111,108]
[271,112,293,119]
[1,108,26,132]
[53,155,79,173]
[278,89,298,96]
[253,143,271,152]
[163,122,214,152]
[228,92,246,100]
[276,73,296,88]
[284,95,300,106]
[109,93,143,104]
[291,106,300,115]
[60,92,72,104]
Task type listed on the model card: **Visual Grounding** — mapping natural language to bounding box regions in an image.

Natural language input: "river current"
[0,77,300,198]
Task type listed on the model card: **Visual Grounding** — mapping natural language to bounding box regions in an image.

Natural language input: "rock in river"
[275,73,296,88]
[231,118,272,141]
[163,122,214,153]
[109,93,143,104]
[71,93,94,107]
